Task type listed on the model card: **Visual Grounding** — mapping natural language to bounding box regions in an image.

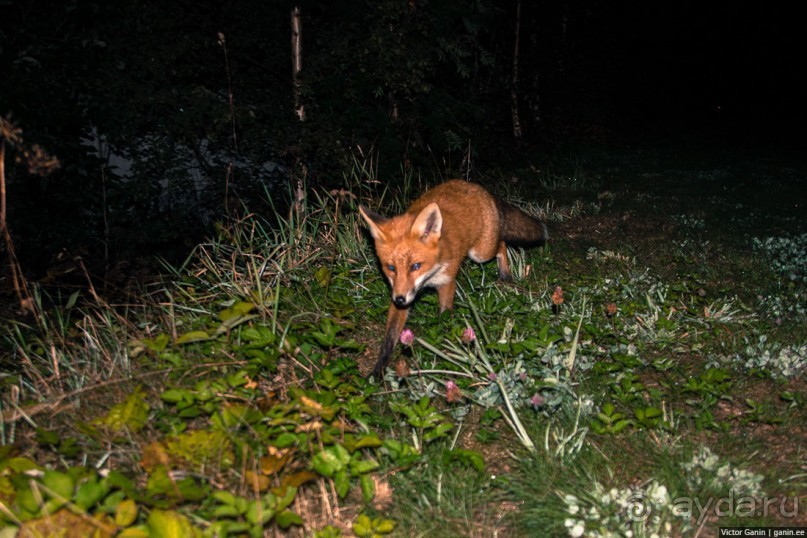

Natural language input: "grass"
[1,147,805,537]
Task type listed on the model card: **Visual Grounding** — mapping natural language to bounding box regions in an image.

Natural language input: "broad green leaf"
[612,420,632,433]
[312,445,350,477]
[215,313,257,334]
[74,476,109,510]
[423,422,453,443]
[349,434,383,451]
[350,458,379,475]
[0,456,41,473]
[147,509,199,538]
[333,469,350,499]
[218,301,255,321]
[212,490,238,506]
[359,474,375,503]
[272,485,298,512]
[16,486,41,513]
[93,387,149,434]
[115,498,139,527]
[276,509,303,529]
[176,330,210,344]
[42,470,75,500]
[160,388,188,403]
[246,499,274,525]
[352,514,372,536]
[375,518,396,533]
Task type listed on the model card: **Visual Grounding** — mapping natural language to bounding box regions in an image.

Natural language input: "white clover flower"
[703,453,719,470]
[650,484,669,505]
[569,523,585,537]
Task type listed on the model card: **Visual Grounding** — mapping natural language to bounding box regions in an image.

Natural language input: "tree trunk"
[510,0,523,141]
[291,6,305,122]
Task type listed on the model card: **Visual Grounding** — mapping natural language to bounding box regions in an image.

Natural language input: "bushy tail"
[495,198,548,246]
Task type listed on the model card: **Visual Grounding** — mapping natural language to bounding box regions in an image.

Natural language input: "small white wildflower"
[703,453,719,470]
[563,493,581,517]
[650,484,669,505]
[569,523,585,538]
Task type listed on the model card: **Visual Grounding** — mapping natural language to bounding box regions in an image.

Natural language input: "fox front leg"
[371,303,410,378]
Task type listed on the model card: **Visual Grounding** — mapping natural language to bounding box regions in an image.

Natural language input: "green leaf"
[612,420,632,433]
[42,470,75,500]
[246,498,275,525]
[212,490,239,506]
[445,448,485,473]
[115,499,139,527]
[35,428,60,446]
[140,333,170,352]
[93,387,150,434]
[359,474,375,503]
[218,301,255,321]
[106,471,135,494]
[276,510,303,529]
[312,445,350,477]
[333,469,351,498]
[374,518,396,533]
[161,388,188,403]
[65,290,80,309]
[351,434,383,451]
[16,486,41,513]
[272,485,298,512]
[423,422,453,443]
[353,514,372,537]
[146,466,174,497]
[0,456,41,473]
[147,509,200,538]
[275,432,300,448]
[176,330,211,344]
[74,476,109,510]
[314,266,332,287]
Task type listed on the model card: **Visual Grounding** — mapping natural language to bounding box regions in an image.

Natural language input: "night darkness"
[594,2,807,141]
[0,0,805,274]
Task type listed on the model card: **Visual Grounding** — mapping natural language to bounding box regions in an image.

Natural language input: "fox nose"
[393,295,407,307]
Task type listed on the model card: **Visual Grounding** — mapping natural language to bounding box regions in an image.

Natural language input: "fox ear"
[359,205,389,242]
[412,203,442,241]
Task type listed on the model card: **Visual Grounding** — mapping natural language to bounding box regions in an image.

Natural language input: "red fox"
[359,180,548,378]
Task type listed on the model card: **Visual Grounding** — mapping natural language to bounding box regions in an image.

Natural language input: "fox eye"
[387,264,396,273]
[411,262,421,271]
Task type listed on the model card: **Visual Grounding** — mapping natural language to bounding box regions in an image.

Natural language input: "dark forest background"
[1,0,804,277]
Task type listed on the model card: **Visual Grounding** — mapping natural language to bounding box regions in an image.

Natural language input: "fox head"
[359,203,444,307]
